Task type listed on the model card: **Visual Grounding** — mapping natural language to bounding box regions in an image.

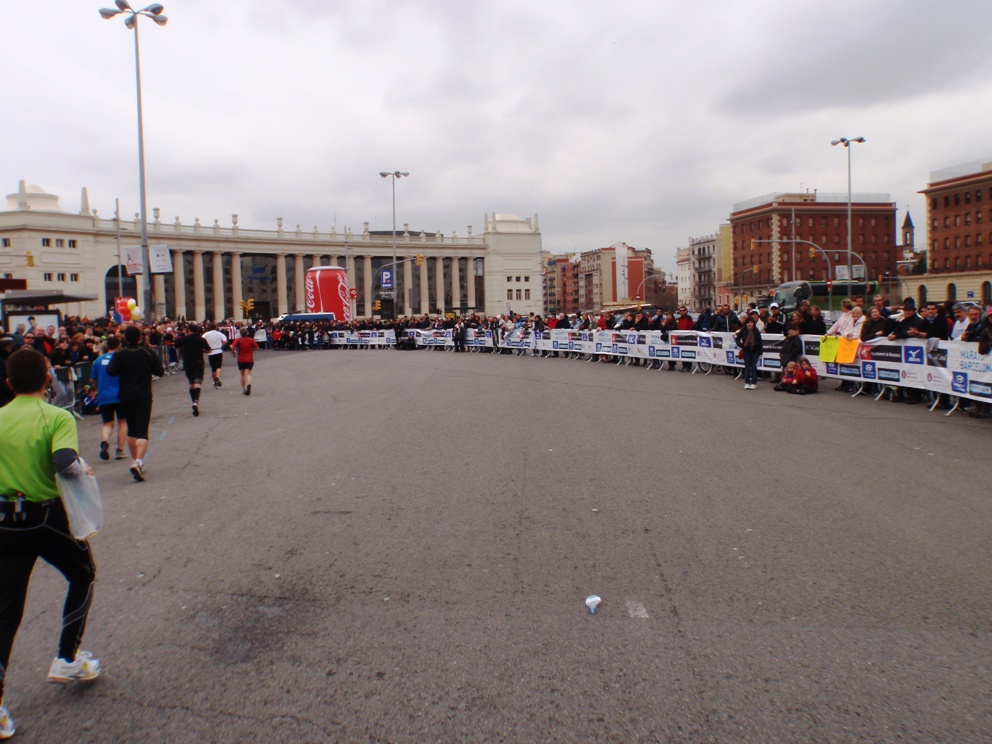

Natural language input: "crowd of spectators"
[1,293,990,417]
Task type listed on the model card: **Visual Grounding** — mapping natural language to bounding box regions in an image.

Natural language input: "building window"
[68,239,77,248]
[525,289,531,300]
[506,276,512,283]
[1,238,9,248]
[57,273,66,281]
[41,238,51,247]
[955,215,960,227]
[55,239,65,248]
[515,289,522,300]
[977,189,983,202]
[944,217,950,228]
[506,289,513,300]
[965,191,972,204]
[954,194,961,206]
[70,273,80,282]
[43,273,53,281]
[524,276,529,282]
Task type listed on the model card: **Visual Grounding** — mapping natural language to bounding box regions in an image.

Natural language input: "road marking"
[625,599,649,618]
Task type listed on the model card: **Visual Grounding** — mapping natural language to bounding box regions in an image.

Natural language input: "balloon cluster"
[114,296,143,323]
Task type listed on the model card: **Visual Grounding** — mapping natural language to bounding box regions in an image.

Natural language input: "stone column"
[276,255,288,317]
[363,255,373,317]
[311,254,322,268]
[172,249,187,320]
[467,257,477,313]
[294,254,305,312]
[434,256,444,313]
[346,253,356,318]
[231,252,243,321]
[419,257,429,315]
[213,251,225,320]
[451,256,460,315]
[153,275,166,320]
[192,250,206,321]
[403,258,413,316]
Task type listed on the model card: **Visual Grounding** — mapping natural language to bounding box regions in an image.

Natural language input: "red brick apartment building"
[922,158,992,273]
[729,192,898,297]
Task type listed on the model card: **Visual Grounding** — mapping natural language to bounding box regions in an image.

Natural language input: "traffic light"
[246,299,255,311]
[373,299,381,312]
[239,300,247,313]
[750,239,757,250]
[415,255,423,267]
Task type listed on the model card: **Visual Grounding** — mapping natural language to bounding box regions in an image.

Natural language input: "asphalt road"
[7,348,991,742]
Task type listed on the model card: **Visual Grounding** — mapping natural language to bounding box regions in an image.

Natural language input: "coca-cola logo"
[305,272,318,313]
[336,271,352,322]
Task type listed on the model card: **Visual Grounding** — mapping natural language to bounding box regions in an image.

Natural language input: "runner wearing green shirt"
[0,348,101,740]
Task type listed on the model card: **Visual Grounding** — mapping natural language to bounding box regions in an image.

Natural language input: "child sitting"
[81,384,100,415]
[774,361,798,391]
[786,357,819,395]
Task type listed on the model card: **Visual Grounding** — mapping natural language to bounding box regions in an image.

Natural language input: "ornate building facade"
[1,181,544,321]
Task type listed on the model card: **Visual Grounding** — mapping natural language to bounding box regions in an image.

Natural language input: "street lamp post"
[831,136,866,296]
[738,267,755,310]
[100,1,168,321]
[631,271,663,304]
[379,171,409,319]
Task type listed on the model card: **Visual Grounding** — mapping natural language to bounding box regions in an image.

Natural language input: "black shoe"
[246,384,251,396]
[130,463,145,482]
[99,441,110,461]
[968,410,991,419]
[192,403,199,417]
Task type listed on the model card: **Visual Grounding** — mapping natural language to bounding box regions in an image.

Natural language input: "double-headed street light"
[100,1,168,321]
[379,171,409,319]
[830,136,866,295]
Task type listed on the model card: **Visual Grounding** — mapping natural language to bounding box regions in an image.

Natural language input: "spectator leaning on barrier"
[885,298,928,404]
[949,303,970,340]
[924,303,950,340]
[958,305,987,342]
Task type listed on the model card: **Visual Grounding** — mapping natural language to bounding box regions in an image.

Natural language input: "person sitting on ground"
[786,357,819,395]
[776,324,803,383]
[774,360,798,391]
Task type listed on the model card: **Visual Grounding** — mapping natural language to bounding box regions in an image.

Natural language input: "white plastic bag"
[56,458,104,540]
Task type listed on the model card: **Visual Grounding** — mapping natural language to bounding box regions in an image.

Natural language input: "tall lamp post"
[379,170,409,319]
[100,1,168,321]
[830,136,866,295]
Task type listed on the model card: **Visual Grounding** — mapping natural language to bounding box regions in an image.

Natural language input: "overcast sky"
[5,1,992,274]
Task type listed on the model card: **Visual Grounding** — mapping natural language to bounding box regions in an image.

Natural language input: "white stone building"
[0,181,544,321]
[676,246,693,308]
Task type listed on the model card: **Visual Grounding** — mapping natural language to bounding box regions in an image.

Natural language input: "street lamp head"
[150,13,168,25]
[379,172,390,178]
[99,7,121,19]
[115,0,132,10]
[830,139,843,146]
[124,14,136,28]
[851,136,866,144]
[144,3,165,14]
[398,171,409,178]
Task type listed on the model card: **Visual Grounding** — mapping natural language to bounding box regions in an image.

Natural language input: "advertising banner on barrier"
[394,326,992,401]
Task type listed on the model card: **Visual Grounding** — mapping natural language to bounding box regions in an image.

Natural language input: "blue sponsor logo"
[726,351,737,364]
[681,350,697,360]
[698,336,712,348]
[595,343,603,352]
[648,347,657,358]
[969,381,992,399]
[552,341,560,350]
[903,346,924,365]
[627,334,638,344]
[840,364,860,377]
[826,363,838,375]
[658,349,672,359]
[671,347,681,359]
[764,359,781,370]
[861,362,876,380]
[878,368,901,382]
[952,372,968,394]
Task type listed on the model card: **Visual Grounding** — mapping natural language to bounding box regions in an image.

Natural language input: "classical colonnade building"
[1,182,544,321]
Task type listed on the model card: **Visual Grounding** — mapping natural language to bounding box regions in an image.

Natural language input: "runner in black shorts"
[106,325,163,481]
[175,325,211,417]
[202,323,228,388]
[230,327,259,396]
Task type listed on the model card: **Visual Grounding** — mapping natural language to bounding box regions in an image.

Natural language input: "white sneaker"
[47,650,101,684]
[0,705,15,740]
